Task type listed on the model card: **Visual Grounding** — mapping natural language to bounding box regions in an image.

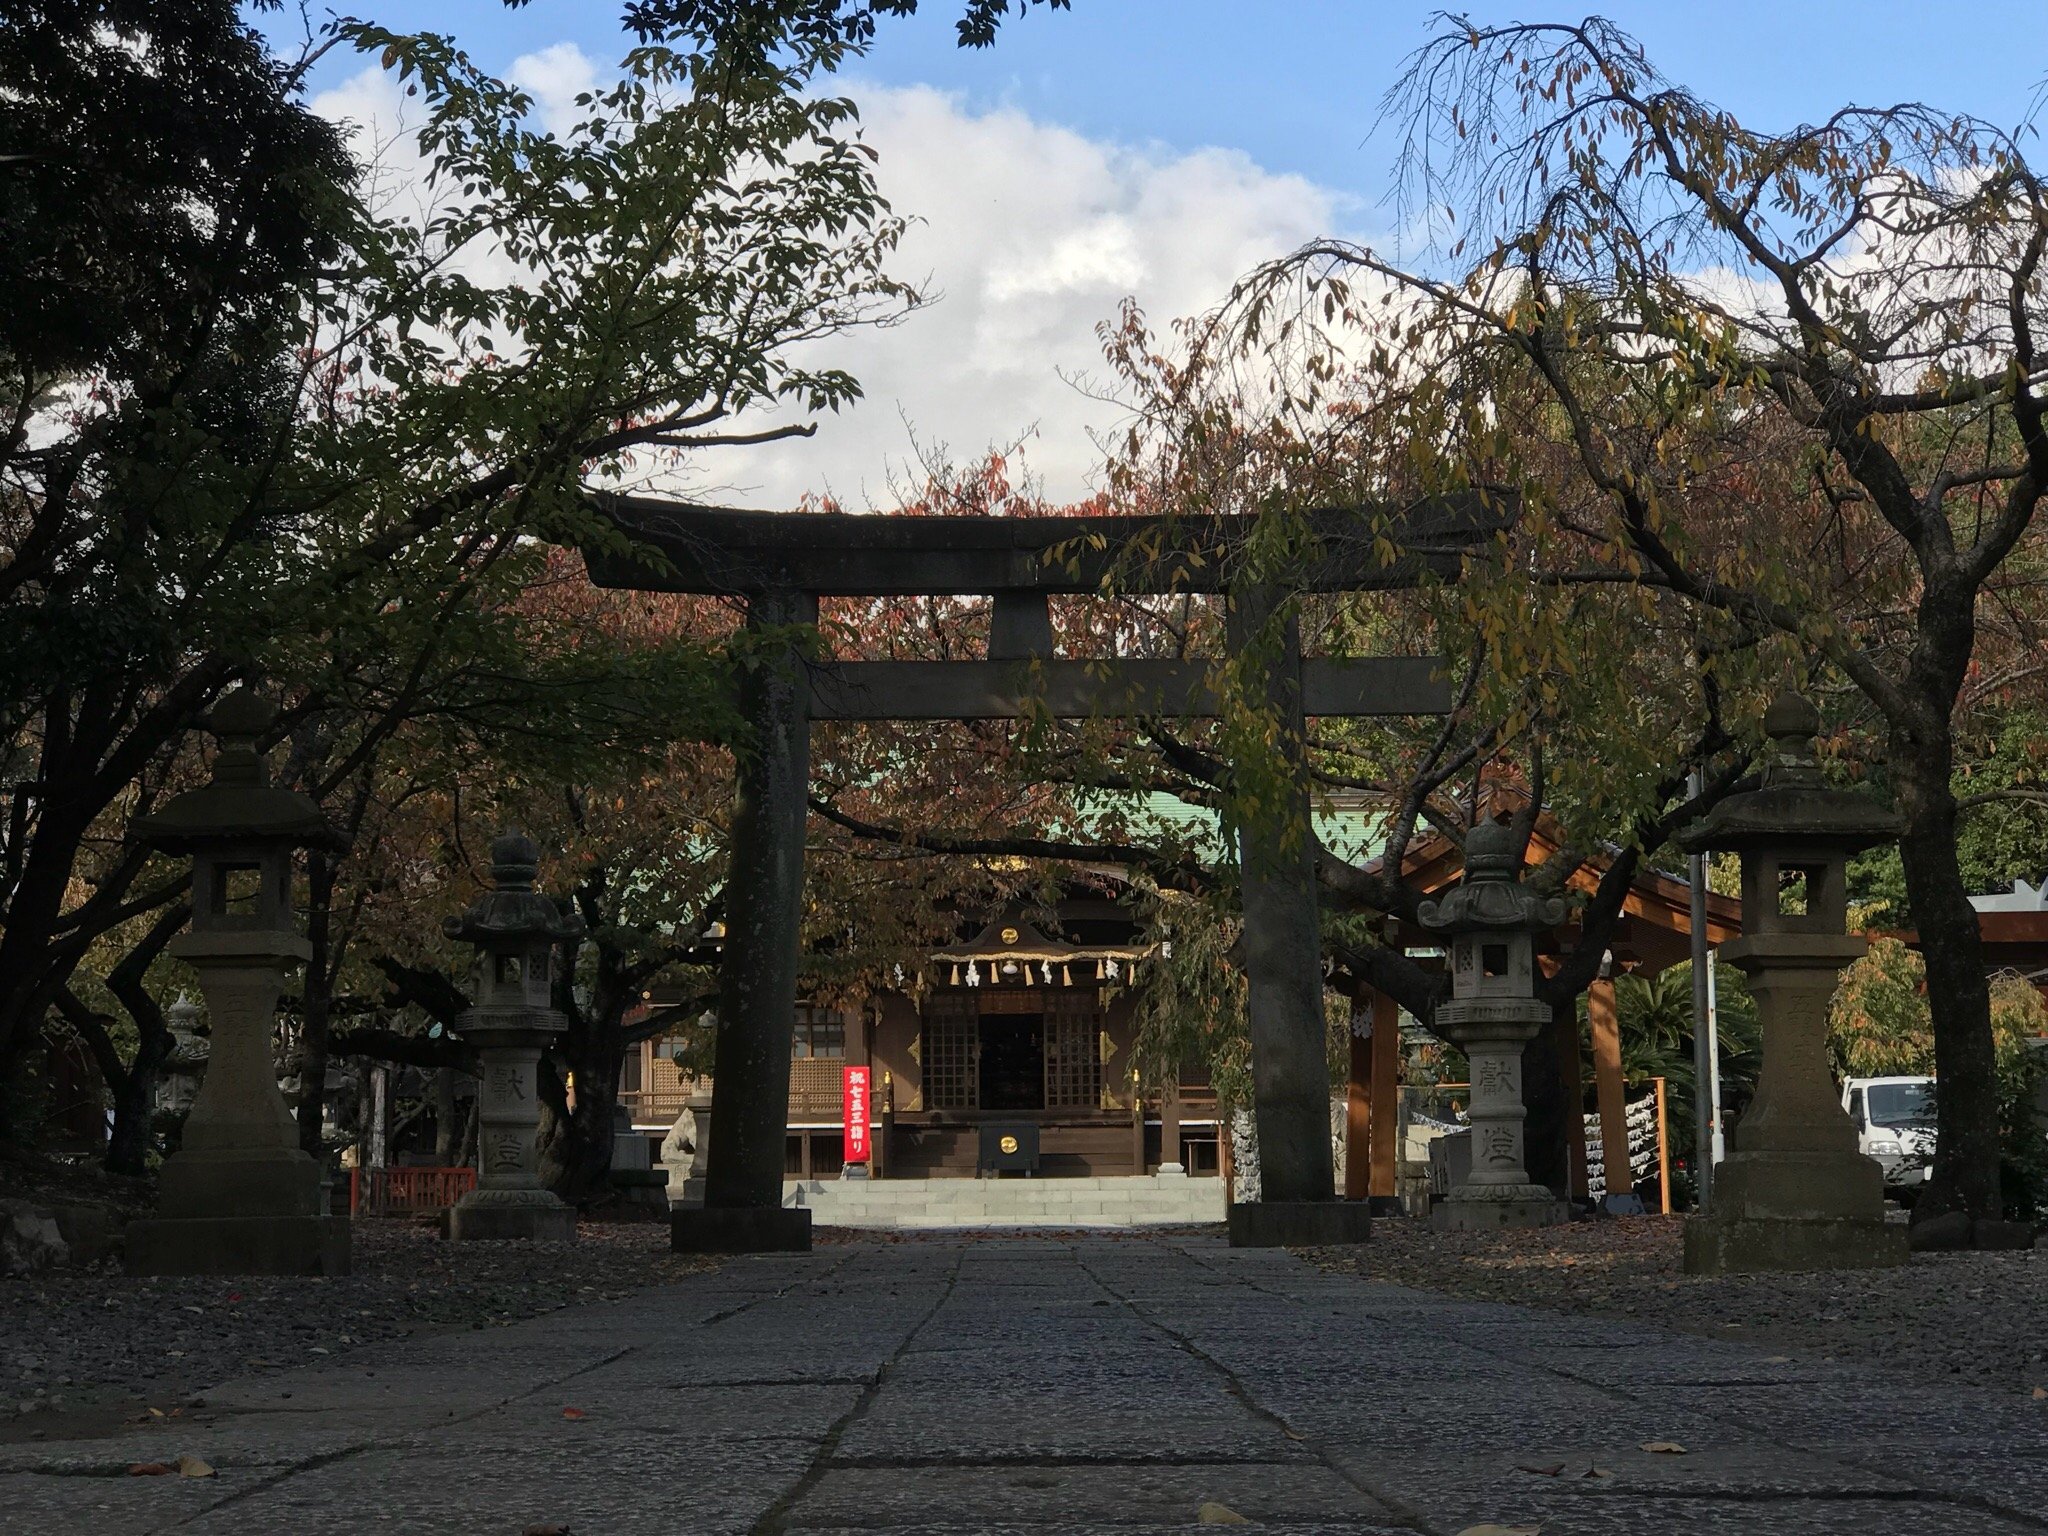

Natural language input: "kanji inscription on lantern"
[1475,1055,1517,1097]
[486,1063,527,1105]
[486,1133,526,1173]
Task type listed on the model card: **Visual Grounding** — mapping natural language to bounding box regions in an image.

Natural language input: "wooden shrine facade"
[622,903,1227,1181]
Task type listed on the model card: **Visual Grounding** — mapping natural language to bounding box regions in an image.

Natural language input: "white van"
[1841,1075,1936,1191]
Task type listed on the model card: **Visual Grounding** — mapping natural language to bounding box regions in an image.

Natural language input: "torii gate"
[584,495,1507,1251]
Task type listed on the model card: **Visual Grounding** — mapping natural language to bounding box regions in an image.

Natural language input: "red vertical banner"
[843,1064,872,1164]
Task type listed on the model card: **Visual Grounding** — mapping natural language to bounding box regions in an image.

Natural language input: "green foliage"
[1120,887,1251,1111]
[1585,961,1760,1162]
[1850,708,2048,926]
[1,0,912,1088]
[1831,937,2048,1217]
[614,0,1070,54]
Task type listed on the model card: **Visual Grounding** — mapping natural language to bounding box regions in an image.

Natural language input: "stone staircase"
[779,1173,1225,1229]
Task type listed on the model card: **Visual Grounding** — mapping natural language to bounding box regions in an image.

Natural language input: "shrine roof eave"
[581,492,1513,597]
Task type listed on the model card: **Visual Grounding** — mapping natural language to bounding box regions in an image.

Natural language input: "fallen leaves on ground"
[560,1407,587,1420]
[127,1463,174,1477]
[1639,1441,1688,1454]
[521,1525,572,1536]
[1196,1503,1249,1524]
[176,1455,215,1479]
[1514,1463,1565,1477]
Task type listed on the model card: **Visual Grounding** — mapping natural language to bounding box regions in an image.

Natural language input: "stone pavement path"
[10,1232,2048,1534]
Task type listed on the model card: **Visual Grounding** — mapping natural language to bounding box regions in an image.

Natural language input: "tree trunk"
[1891,733,2004,1223]
[433,1068,459,1162]
[1521,1008,1572,1199]
[294,854,339,1157]
[537,1050,618,1206]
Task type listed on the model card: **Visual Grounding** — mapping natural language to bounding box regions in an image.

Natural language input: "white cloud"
[312,53,1367,509]
[691,84,1365,507]
[510,43,599,138]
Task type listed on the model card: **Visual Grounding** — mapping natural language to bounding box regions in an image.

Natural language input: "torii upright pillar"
[679,587,819,1255]
[1223,587,1368,1246]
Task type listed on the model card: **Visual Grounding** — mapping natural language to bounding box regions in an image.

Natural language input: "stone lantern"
[155,995,209,1122]
[1677,689,1906,1273]
[1417,818,1569,1228]
[126,690,349,1275]
[444,831,583,1243]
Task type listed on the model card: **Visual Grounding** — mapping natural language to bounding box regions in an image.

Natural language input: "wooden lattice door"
[1044,991,1102,1108]
[924,993,978,1110]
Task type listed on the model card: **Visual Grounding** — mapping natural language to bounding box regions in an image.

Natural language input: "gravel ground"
[1304,1213,2048,1400]
[0,1218,712,1440]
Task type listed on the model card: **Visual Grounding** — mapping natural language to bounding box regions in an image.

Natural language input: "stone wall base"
[1433,1191,1569,1231]
[1226,1199,1372,1248]
[674,1205,813,1255]
[126,1214,350,1276]
[1684,1213,1907,1275]
[449,1201,577,1244]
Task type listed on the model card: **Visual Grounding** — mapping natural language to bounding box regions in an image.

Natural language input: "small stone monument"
[1417,818,1570,1229]
[661,1093,713,1206]
[126,691,349,1275]
[1679,691,1907,1273]
[444,832,583,1243]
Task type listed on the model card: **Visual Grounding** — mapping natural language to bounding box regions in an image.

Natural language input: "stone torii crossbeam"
[582,494,1509,1252]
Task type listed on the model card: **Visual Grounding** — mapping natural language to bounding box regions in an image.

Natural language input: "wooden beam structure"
[578,493,1510,1247]
[807,656,1448,721]
[586,493,1511,598]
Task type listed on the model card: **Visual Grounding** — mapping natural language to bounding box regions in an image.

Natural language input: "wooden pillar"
[705,588,818,1210]
[1587,974,1630,1202]
[1345,987,1401,1201]
[1344,1004,1372,1201]
[1369,989,1399,1203]
[1226,585,1335,1205]
[875,1073,893,1181]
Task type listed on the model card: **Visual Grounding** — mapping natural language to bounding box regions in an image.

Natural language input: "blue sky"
[282,2,2048,198]
[276,3,2048,506]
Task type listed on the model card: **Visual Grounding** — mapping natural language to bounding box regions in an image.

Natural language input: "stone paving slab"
[14,1232,2048,1534]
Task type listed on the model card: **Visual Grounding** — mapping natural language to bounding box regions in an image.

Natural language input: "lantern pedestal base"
[1433,1185,1568,1230]
[449,1191,577,1244]
[159,1145,323,1217]
[126,1214,350,1277]
[1684,1213,1906,1275]
[671,1205,813,1254]
[1226,1199,1372,1248]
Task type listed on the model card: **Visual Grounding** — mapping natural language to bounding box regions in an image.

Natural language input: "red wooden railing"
[349,1165,477,1217]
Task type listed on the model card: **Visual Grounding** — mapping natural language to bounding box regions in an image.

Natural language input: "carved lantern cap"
[442,831,585,946]
[133,690,339,852]
[164,995,209,1066]
[1676,689,1902,857]
[1416,818,1568,935]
